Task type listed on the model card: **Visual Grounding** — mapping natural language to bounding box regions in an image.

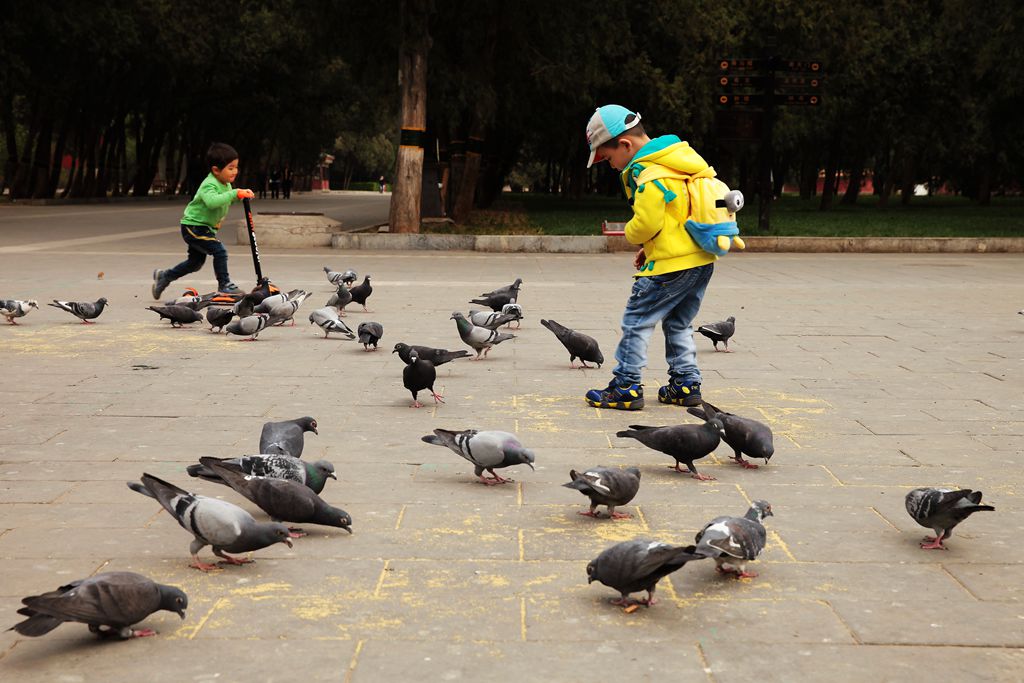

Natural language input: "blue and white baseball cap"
[585,105,642,167]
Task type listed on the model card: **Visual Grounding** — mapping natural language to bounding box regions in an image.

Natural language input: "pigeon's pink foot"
[411,400,424,408]
[190,560,221,572]
[431,391,445,404]
[609,597,633,606]
[691,473,716,481]
[7,319,18,325]
[131,629,158,638]
[288,529,307,538]
[920,537,947,550]
[242,337,258,342]
[609,511,633,519]
[479,475,509,486]
[636,596,657,606]
[577,510,600,518]
[735,458,759,469]
[736,571,759,579]
[218,554,253,566]
[81,320,95,325]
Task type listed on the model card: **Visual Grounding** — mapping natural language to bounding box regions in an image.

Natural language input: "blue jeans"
[164,225,231,288]
[611,263,714,386]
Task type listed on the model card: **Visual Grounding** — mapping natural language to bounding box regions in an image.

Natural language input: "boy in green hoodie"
[151,142,255,299]
[584,105,716,411]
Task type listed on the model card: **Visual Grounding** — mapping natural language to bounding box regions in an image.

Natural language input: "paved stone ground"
[1,229,1023,681]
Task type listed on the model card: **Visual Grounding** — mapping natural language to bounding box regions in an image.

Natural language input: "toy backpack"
[634,165,745,256]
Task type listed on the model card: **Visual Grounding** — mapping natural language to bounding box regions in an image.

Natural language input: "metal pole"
[242,198,264,283]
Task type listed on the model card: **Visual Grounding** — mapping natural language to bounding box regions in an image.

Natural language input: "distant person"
[270,167,280,199]
[582,105,718,411]
[151,142,254,299]
[379,175,386,193]
[282,165,293,199]
[257,168,268,199]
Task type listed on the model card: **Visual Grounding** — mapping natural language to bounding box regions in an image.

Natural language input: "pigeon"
[1,299,39,325]
[324,267,357,287]
[687,401,774,469]
[358,321,384,351]
[469,309,519,330]
[126,473,293,571]
[168,295,202,309]
[349,275,373,312]
[421,428,534,485]
[540,319,604,368]
[260,416,318,457]
[451,311,516,359]
[696,316,736,352]
[403,350,444,408]
[694,500,773,578]
[501,302,524,328]
[199,458,352,537]
[48,297,108,324]
[563,467,641,519]
[265,292,311,326]
[147,305,203,327]
[905,488,995,550]
[254,289,307,314]
[309,306,356,339]
[326,284,353,314]
[587,539,703,608]
[186,454,336,494]
[469,278,522,312]
[232,280,274,317]
[616,419,724,480]
[225,313,270,341]
[205,306,235,333]
[392,343,471,366]
[9,572,187,639]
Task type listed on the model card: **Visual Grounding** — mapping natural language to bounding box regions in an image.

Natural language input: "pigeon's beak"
[587,576,594,584]
[283,538,294,548]
[342,520,353,533]
[328,472,337,480]
[176,608,186,619]
[527,463,535,471]
[312,427,319,435]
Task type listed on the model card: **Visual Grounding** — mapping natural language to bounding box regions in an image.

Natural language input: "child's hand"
[236,189,255,200]
[633,248,646,270]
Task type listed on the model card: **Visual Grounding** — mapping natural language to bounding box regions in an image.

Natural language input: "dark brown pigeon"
[563,467,641,519]
[393,342,471,366]
[687,401,774,469]
[587,539,704,608]
[616,418,724,480]
[905,488,994,550]
[696,316,736,352]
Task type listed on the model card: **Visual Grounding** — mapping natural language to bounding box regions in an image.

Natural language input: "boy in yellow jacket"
[584,105,715,410]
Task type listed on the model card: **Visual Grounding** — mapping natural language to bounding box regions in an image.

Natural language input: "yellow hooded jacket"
[621,135,717,277]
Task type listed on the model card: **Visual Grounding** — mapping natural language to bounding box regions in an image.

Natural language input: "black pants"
[164,225,231,287]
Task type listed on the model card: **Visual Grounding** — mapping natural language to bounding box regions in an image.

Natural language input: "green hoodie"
[181,173,238,230]
[621,135,717,276]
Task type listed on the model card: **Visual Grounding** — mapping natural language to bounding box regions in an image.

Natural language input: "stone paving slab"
[1,242,1023,680]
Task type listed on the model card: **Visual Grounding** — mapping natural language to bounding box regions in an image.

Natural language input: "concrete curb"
[331,233,1024,253]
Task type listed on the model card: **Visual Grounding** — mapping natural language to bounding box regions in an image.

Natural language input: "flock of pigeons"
[3,271,997,638]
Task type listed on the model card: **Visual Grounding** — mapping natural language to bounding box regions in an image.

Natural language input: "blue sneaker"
[658,379,702,407]
[219,282,241,294]
[585,382,644,410]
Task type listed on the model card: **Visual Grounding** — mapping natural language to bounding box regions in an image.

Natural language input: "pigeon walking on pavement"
[187,454,336,494]
[358,322,384,351]
[694,500,773,579]
[469,278,522,312]
[147,305,203,327]
[616,419,724,480]
[687,401,774,468]
[469,309,520,330]
[1,299,38,325]
[402,350,444,408]
[9,572,187,639]
[326,284,353,314]
[563,467,641,519]
[421,429,534,485]
[205,307,234,333]
[393,343,471,366]
[225,313,270,341]
[259,416,318,457]
[324,267,357,287]
[540,319,604,368]
[348,275,373,312]
[199,458,352,537]
[587,539,704,608]
[451,311,515,359]
[265,292,311,326]
[905,488,995,550]
[48,298,108,324]
[126,473,292,571]
[309,306,356,339]
[696,316,736,352]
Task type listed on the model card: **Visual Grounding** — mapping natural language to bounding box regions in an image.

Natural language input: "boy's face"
[598,138,639,171]
[212,159,240,184]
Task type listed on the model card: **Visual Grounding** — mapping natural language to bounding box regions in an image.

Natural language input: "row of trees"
[2,1,1021,225]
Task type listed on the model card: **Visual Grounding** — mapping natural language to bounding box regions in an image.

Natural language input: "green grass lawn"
[453,192,1024,237]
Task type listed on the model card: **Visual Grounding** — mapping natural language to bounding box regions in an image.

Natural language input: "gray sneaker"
[151,269,170,300]
[219,282,240,293]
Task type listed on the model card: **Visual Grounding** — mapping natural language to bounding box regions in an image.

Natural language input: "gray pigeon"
[616,419,724,480]
[501,303,524,328]
[266,292,311,326]
[205,306,235,333]
[469,309,519,330]
[587,539,703,608]
[326,285,353,313]
[126,473,293,571]
[469,278,522,312]
[905,488,995,550]
[697,316,736,352]
[393,342,471,366]
[563,467,641,519]
[48,297,108,323]
[451,311,516,359]
[1,299,39,325]
[225,313,270,340]
[9,572,187,639]
[687,401,774,468]
[199,458,352,537]
[260,416,318,457]
[358,321,384,351]
[540,319,604,368]
[324,267,356,287]
[349,275,373,312]
[147,305,203,327]
[421,428,534,485]
[694,500,773,578]
[324,267,345,286]
[403,350,443,408]
[168,292,202,309]
[309,306,356,339]
[186,454,336,494]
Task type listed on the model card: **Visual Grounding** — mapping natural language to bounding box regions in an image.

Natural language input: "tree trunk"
[46,112,71,197]
[0,91,17,197]
[11,91,40,199]
[389,0,432,233]
[819,134,841,211]
[900,155,914,205]
[29,115,54,199]
[840,152,865,205]
[798,147,817,200]
[976,153,992,206]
